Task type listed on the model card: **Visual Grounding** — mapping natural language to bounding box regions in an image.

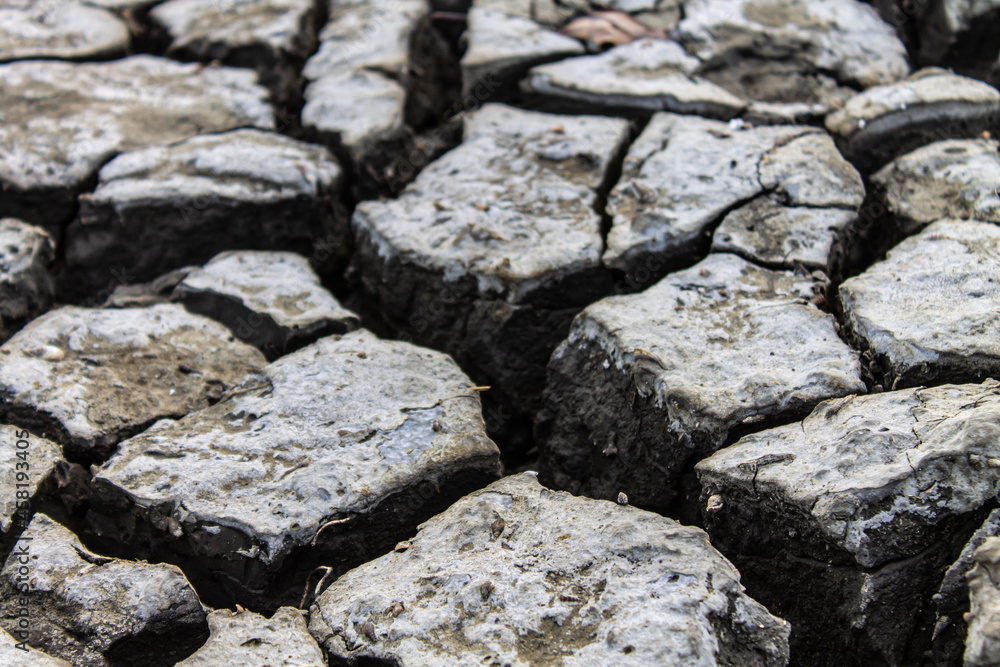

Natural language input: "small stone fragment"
[826,68,1000,172]
[65,129,346,301]
[0,304,266,462]
[0,513,207,667]
[174,607,324,667]
[0,219,54,342]
[307,473,791,666]
[0,0,129,63]
[697,380,1000,665]
[839,219,1000,388]
[88,330,500,609]
[537,253,863,510]
[174,251,359,360]
[870,138,1000,236]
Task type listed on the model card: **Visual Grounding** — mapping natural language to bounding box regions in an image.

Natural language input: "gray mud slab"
[65,128,346,301]
[301,0,428,196]
[302,68,409,194]
[174,250,359,360]
[523,38,747,119]
[711,200,860,274]
[536,252,863,511]
[604,113,864,279]
[351,103,629,451]
[460,7,585,99]
[0,628,72,667]
[839,219,1000,389]
[0,304,266,463]
[0,0,130,63]
[0,513,208,667]
[966,537,1000,667]
[149,0,320,104]
[0,219,54,341]
[674,0,908,120]
[928,509,1000,666]
[308,472,791,666]
[175,607,324,666]
[696,380,1000,666]
[88,329,501,610]
[0,426,62,539]
[303,0,426,81]
[826,68,1000,172]
[0,56,274,234]
[870,138,1000,237]
[710,130,865,273]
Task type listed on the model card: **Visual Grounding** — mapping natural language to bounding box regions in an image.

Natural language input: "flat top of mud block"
[0,0,129,63]
[839,219,1000,387]
[79,128,341,208]
[0,55,273,197]
[176,608,324,666]
[872,138,1000,236]
[303,0,428,81]
[0,304,266,462]
[0,513,207,667]
[0,425,61,535]
[579,253,863,424]
[174,250,358,358]
[679,0,908,88]
[353,103,630,304]
[308,473,790,666]
[301,68,406,152]
[93,329,499,571]
[697,380,1000,569]
[176,250,358,333]
[604,112,863,274]
[525,38,747,119]
[826,68,1000,171]
[150,0,318,60]
[0,218,54,325]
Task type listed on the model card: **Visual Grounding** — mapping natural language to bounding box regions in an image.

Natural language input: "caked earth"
[2,0,1000,665]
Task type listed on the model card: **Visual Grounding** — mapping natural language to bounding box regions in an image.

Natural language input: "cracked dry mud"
[2,0,1000,666]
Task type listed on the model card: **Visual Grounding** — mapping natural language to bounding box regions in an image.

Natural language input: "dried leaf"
[560,11,666,51]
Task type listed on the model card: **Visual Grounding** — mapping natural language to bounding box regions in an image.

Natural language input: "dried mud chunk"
[0,304,266,462]
[88,330,500,610]
[308,473,791,666]
[537,252,863,510]
[0,513,207,667]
